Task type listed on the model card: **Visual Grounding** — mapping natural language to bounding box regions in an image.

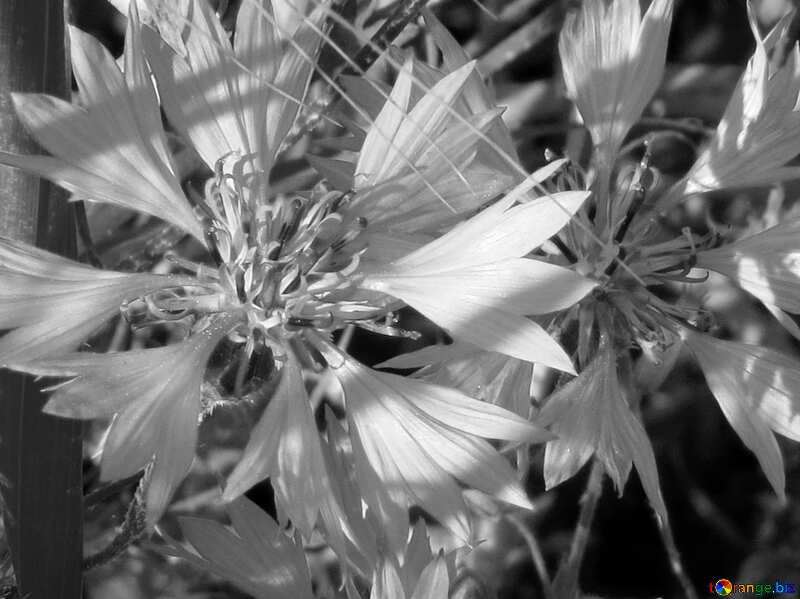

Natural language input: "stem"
[553,461,604,599]
[506,513,555,599]
[0,1,84,597]
[83,478,148,571]
[656,511,698,599]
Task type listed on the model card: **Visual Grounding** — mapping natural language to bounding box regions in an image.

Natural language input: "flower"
[668,6,800,202]
[0,0,593,537]
[159,496,314,599]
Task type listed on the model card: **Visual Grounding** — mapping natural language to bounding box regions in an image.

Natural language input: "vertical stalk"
[0,1,83,598]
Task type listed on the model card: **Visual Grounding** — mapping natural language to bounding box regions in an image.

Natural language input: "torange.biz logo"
[710,578,797,596]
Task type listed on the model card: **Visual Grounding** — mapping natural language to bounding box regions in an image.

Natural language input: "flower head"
[0,0,594,540]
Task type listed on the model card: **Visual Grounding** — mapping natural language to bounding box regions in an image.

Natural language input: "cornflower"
[396,0,800,534]
[0,0,595,562]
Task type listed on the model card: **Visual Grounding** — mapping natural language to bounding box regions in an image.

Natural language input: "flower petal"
[1,21,204,241]
[539,347,667,521]
[390,191,589,272]
[362,263,577,373]
[334,356,540,546]
[697,218,800,313]
[30,315,235,527]
[0,237,195,366]
[165,496,313,599]
[224,354,334,538]
[682,328,800,500]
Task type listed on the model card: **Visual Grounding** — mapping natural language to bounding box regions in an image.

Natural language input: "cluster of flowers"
[1,0,800,596]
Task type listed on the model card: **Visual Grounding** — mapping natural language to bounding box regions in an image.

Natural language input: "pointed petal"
[539,347,667,521]
[176,498,313,599]
[410,556,449,599]
[31,315,235,526]
[559,0,673,159]
[334,357,540,544]
[362,270,575,373]
[698,219,800,313]
[682,329,800,500]
[371,558,406,599]
[0,237,196,366]
[224,354,333,538]
[264,5,325,161]
[391,191,589,272]
[142,0,246,169]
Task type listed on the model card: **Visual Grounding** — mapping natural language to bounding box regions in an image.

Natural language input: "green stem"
[0,1,84,597]
[553,461,604,599]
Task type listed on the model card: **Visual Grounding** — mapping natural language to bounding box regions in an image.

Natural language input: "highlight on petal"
[390,190,590,273]
[682,328,800,500]
[0,12,204,242]
[697,218,800,313]
[158,496,313,599]
[559,0,673,163]
[359,190,592,373]
[674,3,800,198]
[538,346,668,521]
[332,354,546,549]
[0,237,196,366]
[29,315,236,527]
